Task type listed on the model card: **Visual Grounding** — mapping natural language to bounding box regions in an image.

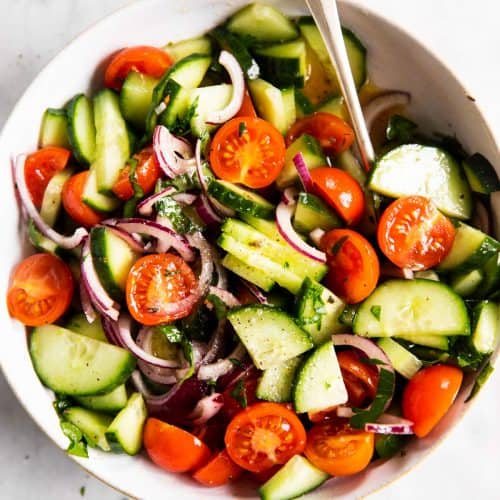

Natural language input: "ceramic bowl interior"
[0,0,498,498]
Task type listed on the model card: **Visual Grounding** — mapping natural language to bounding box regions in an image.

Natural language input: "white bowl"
[0,0,498,498]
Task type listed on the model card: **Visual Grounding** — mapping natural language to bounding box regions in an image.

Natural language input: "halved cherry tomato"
[7,253,74,326]
[402,364,463,438]
[377,196,456,271]
[112,147,161,200]
[311,167,365,226]
[144,418,211,472]
[321,229,380,304]
[126,253,197,325]
[225,402,306,473]
[25,147,71,207]
[337,350,379,408]
[305,420,374,476]
[209,117,286,189]
[104,46,172,91]
[222,376,260,420]
[235,88,257,118]
[62,171,106,227]
[252,465,281,484]
[193,449,243,487]
[286,112,355,154]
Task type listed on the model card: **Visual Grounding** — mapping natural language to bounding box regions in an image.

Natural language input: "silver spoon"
[305,0,375,169]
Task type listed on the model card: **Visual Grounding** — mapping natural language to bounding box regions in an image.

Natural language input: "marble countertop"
[0,1,498,499]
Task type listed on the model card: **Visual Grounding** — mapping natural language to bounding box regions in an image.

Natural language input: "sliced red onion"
[131,370,171,400]
[309,228,326,247]
[201,320,227,365]
[380,262,414,280]
[176,341,209,379]
[472,199,491,235]
[101,316,124,347]
[194,194,223,224]
[282,187,299,206]
[137,186,178,216]
[365,414,414,435]
[276,200,327,263]
[363,91,411,132]
[206,51,244,124]
[172,193,197,205]
[187,393,224,426]
[153,125,195,178]
[138,361,178,385]
[293,152,314,192]
[240,280,269,304]
[79,280,96,324]
[198,343,246,381]
[13,155,87,249]
[100,224,146,253]
[214,254,228,290]
[208,286,241,308]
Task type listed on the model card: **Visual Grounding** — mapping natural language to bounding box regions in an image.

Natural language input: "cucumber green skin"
[75,384,128,413]
[222,253,275,292]
[294,89,315,117]
[377,337,422,379]
[471,301,499,354]
[462,153,500,194]
[208,181,275,219]
[158,79,190,129]
[396,334,449,351]
[450,269,484,297]
[39,108,71,148]
[164,36,213,62]
[256,356,302,403]
[293,192,342,233]
[65,313,107,342]
[66,94,96,165]
[27,219,65,257]
[120,71,159,130]
[473,253,500,299]
[82,168,120,213]
[63,407,113,451]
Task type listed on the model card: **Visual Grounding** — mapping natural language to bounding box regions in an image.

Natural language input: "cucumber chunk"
[316,96,348,120]
[462,153,500,194]
[105,393,147,455]
[475,253,500,299]
[75,384,128,413]
[396,334,449,351]
[222,254,275,291]
[66,94,96,165]
[241,214,286,244]
[27,219,64,256]
[259,455,329,500]
[369,144,472,219]
[164,36,212,62]
[450,269,484,297]
[293,192,342,233]
[65,313,107,342]
[82,168,120,212]
[120,71,159,130]
[377,338,422,379]
[63,407,113,451]
[256,356,302,403]
[414,270,440,281]
[30,325,135,396]
[353,279,470,338]
[228,305,313,370]
[40,167,73,227]
[471,301,499,354]
[39,108,70,148]
[293,341,348,413]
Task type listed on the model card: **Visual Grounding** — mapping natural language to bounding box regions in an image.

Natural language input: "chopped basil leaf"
[207,293,228,320]
[238,121,247,136]
[156,324,184,344]
[386,115,417,143]
[331,236,348,256]
[370,305,381,320]
[127,157,143,199]
[60,420,88,458]
[230,380,247,409]
[229,358,244,368]
[53,394,73,415]
[170,97,199,136]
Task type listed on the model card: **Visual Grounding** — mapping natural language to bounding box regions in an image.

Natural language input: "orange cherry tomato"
[377,196,456,271]
[7,253,74,326]
[224,402,306,473]
[321,229,380,304]
[126,253,197,326]
[193,449,243,487]
[402,364,463,438]
[112,147,161,201]
[209,117,286,189]
[104,46,172,91]
[62,171,106,228]
[311,167,366,225]
[235,88,257,118]
[25,147,71,208]
[305,420,374,476]
[144,418,211,472]
[286,112,355,155]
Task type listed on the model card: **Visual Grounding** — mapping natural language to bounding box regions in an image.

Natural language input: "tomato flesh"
[378,196,456,271]
[235,88,257,118]
[193,449,243,487]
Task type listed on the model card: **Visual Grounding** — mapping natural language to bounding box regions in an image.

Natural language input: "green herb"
[466,362,494,402]
[339,305,358,327]
[449,336,485,369]
[178,305,211,341]
[123,199,138,218]
[295,89,315,115]
[361,358,387,366]
[127,158,143,198]
[156,324,184,343]
[229,358,244,368]
[207,293,228,320]
[180,338,195,381]
[230,380,247,409]
[207,379,217,390]
[331,236,348,256]
[60,420,88,458]
[80,486,86,497]
[170,97,199,136]
[298,284,325,332]
[370,305,381,320]
[53,394,73,415]
[238,121,247,136]
[386,115,417,143]
[155,196,201,234]
[375,434,409,459]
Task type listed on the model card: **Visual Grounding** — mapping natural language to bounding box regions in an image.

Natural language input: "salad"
[6,2,500,498]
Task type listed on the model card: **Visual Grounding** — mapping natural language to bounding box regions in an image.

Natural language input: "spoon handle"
[305,0,375,168]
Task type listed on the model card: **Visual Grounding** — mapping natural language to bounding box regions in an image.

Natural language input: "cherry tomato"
[222,376,260,420]
[321,229,380,304]
[402,364,463,438]
[62,171,106,227]
[126,253,197,325]
[311,167,365,226]
[209,117,286,189]
[25,147,71,208]
[143,418,211,472]
[104,46,172,91]
[7,253,74,326]
[286,112,355,155]
[337,350,379,408]
[252,465,281,484]
[377,196,456,271]
[112,147,161,201]
[304,420,374,476]
[235,87,257,118]
[193,449,243,487]
[224,402,306,473]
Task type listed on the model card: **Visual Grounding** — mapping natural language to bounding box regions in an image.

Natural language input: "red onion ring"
[365,414,414,435]
[198,343,246,381]
[101,315,125,347]
[194,194,223,224]
[363,91,411,132]
[172,193,197,205]
[293,152,314,192]
[136,186,178,216]
[131,370,171,400]
[79,280,97,324]
[208,286,241,308]
[201,320,227,365]
[153,125,195,178]
[138,360,178,385]
[240,280,269,304]
[186,393,224,426]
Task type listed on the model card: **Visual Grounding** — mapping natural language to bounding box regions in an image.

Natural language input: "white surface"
[0,1,499,499]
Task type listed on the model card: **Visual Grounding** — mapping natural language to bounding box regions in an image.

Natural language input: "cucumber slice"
[437,222,500,274]
[259,455,329,500]
[296,278,346,345]
[475,253,500,299]
[369,144,472,219]
[66,94,96,165]
[396,334,449,351]
[377,338,422,379]
[164,36,212,62]
[450,269,484,297]
[39,108,70,148]
[281,87,296,132]
[462,153,500,194]
[105,393,147,455]
[157,78,191,131]
[82,168,120,212]
[30,325,135,396]
[254,40,307,88]
[316,96,348,120]
[208,180,275,219]
[90,226,138,301]
[276,134,326,189]
[471,301,499,354]
[120,71,158,130]
[227,305,313,370]
[294,89,315,118]
[293,192,342,233]
[65,313,107,342]
[241,214,286,244]
[293,341,348,413]
[353,279,470,338]
[75,384,128,413]
[222,254,275,291]
[298,18,366,94]
[226,3,298,43]
[63,407,112,451]
[414,270,440,281]
[256,356,302,403]
[27,219,64,256]
[40,167,73,227]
